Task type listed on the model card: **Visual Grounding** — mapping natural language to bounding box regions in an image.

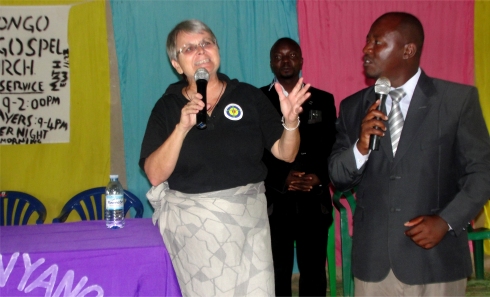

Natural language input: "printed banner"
[0,6,71,145]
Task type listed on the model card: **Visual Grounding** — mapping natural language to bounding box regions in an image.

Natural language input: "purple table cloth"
[0,218,182,297]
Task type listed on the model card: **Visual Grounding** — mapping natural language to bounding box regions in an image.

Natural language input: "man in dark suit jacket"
[328,12,490,296]
[260,37,337,296]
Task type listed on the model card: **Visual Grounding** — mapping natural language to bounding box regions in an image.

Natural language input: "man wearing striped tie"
[328,11,490,296]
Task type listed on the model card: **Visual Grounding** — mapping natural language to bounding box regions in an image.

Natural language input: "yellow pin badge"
[224,103,243,120]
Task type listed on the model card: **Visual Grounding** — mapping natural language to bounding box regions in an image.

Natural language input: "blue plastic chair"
[1,191,47,226]
[52,187,144,223]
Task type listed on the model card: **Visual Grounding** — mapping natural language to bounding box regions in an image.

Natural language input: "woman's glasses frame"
[177,38,217,57]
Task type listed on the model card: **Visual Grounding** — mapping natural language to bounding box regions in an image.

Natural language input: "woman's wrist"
[282,116,300,131]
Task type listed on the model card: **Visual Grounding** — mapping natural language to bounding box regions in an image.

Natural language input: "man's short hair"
[378,12,424,56]
[270,37,302,58]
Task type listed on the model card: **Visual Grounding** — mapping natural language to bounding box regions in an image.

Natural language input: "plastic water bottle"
[105,175,125,229]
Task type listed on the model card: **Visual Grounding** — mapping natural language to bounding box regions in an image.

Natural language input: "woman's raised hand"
[275,77,311,126]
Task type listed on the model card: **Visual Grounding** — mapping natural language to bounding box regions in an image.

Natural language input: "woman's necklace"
[207,81,225,115]
[184,87,192,101]
[184,81,225,115]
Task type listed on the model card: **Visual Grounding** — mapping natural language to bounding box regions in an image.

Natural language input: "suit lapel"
[392,71,436,164]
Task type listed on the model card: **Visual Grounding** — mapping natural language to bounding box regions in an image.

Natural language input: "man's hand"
[286,170,320,192]
[357,100,388,155]
[404,215,449,249]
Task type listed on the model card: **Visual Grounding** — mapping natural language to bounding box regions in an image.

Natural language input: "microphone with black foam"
[194,68,209,130]
[368,77,391,151]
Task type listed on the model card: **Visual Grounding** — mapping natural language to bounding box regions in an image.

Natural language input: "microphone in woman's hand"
[195,68,209,130]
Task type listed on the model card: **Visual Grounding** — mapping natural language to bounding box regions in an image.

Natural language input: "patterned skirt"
[147,182,274,297]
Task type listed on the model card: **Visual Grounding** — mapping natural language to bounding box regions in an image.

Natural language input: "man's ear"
[403,43,417,59]
[171,59,183,74]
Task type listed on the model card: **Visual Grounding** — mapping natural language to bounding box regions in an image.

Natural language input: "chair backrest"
[1,191,47,226]
[331,187,357,297]
[52,187,144,223]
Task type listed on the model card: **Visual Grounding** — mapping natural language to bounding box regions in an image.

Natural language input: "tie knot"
[390,88,406,103]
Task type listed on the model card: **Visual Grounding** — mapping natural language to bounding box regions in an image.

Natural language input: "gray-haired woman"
[140,19,310,296]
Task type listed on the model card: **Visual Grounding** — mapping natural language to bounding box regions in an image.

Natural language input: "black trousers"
[268,190,333,297]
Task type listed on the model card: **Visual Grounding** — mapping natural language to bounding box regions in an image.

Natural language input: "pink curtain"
[297,0,474,113]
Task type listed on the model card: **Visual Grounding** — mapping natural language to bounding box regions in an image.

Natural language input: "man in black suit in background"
[260,37,337,296]
[328,12,490,296]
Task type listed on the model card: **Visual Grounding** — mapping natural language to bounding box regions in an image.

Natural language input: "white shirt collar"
[386,67,421,119]
[394,67,421,101]
[268,77,288,97]
[267,76,304,97]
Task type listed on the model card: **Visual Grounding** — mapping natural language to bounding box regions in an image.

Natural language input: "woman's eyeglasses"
[177,38,217,57]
